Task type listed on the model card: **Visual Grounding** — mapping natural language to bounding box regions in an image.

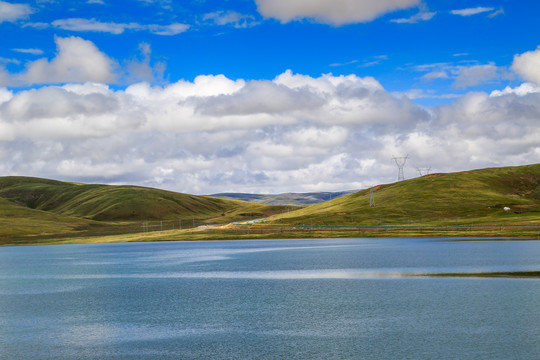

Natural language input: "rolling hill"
[2,163,540,245]
[0,176,291,242]
[263,163,540,227]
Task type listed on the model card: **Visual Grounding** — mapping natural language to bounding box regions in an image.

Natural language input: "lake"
[1,238,540,359]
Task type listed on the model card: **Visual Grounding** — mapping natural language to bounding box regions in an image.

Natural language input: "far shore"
[2,225,540,247]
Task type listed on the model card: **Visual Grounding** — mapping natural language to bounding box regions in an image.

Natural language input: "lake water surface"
[1,238,540,359]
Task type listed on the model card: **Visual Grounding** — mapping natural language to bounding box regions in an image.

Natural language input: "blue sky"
[1,0,540,193]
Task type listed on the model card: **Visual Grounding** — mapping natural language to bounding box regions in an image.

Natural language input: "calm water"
[1,238,540,359]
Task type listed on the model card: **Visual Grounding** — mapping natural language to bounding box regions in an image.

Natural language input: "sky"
[0,0,539,194]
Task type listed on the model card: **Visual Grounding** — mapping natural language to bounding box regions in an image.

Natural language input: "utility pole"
[369,188,375,207]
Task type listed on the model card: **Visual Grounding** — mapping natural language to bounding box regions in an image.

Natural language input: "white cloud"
[453,63,499,88]
[15,36,116,85]
[3,37,168,86]
[52,18,138,34]
[512,47,540,85]
[416,62,507,88]
[146,23,189,36]
[46,18,189,35]
[421,70,449,81]
[12,48,44,55]
[450,7,494,16]
[0,87,12,103]
[1,69,539,194]
[490,83,540,97]
[255,0,420,25]
[393,88,461,100]
[0,71,432,192]
[203,11,258,28]
[488,8,504,18]
[123,42,166,83]
[22,21,48,29]
[391,9,435,24]
[0,0,32,23]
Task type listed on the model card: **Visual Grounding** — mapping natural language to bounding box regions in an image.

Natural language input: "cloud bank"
[1,67,539,194]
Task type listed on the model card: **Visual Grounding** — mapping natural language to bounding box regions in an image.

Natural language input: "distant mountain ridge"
[210,190,357,206]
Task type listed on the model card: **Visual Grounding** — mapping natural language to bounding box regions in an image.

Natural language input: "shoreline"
[2,226,540,247]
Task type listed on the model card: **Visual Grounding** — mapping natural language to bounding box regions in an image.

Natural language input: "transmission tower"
[369,188,375,207]
[392,155,409,181]
[364,186,376,207]
[416,167,432,176]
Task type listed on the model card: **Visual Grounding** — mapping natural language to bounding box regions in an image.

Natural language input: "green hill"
[0,196,98,238]
[2,164,539,245]
[0,177,290,242]
[263,164,540,227]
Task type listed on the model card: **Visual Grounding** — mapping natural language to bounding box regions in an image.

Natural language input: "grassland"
[0,176,292,245]
[1,163,539,246]
[262,163,540,227]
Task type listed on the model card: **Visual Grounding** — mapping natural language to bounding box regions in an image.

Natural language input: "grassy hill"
[263,164,540,227]
[0,196,98,238]
[2,164,539,245]
[210,190,357,206]
[0,177,291,243]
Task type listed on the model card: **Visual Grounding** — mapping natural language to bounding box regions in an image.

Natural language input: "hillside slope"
[264,164,540,226]
[0,177,290,240]
[0,197,99,238]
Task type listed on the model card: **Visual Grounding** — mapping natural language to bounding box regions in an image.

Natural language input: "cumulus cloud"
[432,91,540,166]
[255,0,420,25]
[0,1,32,23]
[0,71,432,192]
[490,83,540,97]
[512,47,540,85]
[5,36,116,85]
[195,80,325,116]
[1,68,539,194]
